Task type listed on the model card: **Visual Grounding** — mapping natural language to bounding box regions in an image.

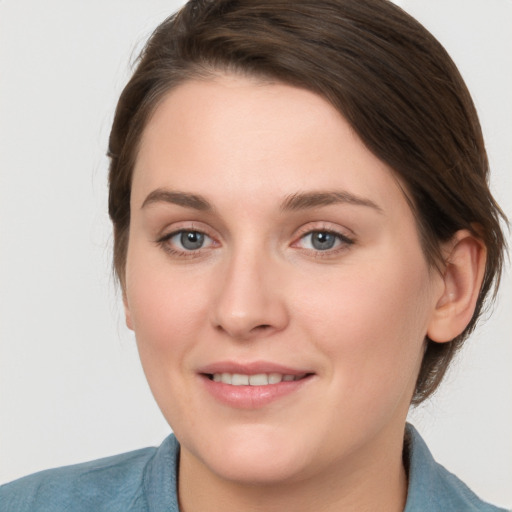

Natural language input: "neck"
[178,426,408,512]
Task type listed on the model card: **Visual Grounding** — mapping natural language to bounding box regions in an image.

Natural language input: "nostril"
[253,324,271,331]
[212,313,285,339]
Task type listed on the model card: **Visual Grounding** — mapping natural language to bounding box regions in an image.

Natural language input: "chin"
[186,425,312,485]
[209,449,308,485]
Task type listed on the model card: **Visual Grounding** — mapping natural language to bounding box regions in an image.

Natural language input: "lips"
[198,361,314,408]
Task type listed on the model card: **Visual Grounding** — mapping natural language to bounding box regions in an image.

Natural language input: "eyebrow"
[280,191,383,213]
[141,189,213,211]
[140,188,382,214]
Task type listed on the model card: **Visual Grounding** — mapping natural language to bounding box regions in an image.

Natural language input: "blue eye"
[298,230,352,251]
[309,231,337,250]
[160,230,214,253]
[177,231,205,250]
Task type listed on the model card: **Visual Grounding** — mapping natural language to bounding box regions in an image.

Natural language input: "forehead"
[132,75,406,215]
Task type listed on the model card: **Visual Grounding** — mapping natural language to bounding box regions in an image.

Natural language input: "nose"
[210,247,289,341]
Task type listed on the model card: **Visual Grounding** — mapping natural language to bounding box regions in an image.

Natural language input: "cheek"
[301,259,431,336]
[124,258,214,424]
[124,249,210,359]
[296,255,433,400]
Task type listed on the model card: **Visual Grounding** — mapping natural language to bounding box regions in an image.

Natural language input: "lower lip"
[200,374,313,409]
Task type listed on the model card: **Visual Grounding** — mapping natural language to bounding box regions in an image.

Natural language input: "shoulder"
[0,435,180,512]
[404,424,509,512]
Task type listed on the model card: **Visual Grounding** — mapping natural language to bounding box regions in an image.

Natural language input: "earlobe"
[123,292,134,331]
[427,230,487,343]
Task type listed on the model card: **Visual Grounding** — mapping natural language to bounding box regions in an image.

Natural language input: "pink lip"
[197,360,314,409]
[198,360,310,376]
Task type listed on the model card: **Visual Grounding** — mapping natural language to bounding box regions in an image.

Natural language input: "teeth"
[221,373,232,384]
[211,372,304,386]
[268,373,282,384]
[249,373,268,385]
[231,374,249,386]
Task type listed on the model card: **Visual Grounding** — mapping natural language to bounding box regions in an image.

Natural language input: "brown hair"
[108,0,507,404]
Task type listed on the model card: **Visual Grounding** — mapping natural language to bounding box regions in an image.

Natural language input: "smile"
[209,373,307,386]
[200,368,314,409]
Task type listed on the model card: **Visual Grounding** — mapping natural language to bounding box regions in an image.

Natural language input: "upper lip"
[197,361,313,376]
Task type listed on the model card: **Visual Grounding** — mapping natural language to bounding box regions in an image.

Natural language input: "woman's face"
[124,75,444,485]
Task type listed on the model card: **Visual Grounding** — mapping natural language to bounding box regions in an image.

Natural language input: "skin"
[123,75,485,512]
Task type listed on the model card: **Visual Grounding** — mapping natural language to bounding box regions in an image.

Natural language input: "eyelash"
[292,226,354,257]
[156,228,217,258]
[156,226,355,258]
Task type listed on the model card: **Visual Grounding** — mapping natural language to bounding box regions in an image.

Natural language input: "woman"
[1,0,509,510]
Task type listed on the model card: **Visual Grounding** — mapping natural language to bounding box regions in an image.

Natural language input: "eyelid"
[291,222,355,254]
[161,229,214,246]
[156,220,217,241]
[292,222,355,242]
[156,222,220,257]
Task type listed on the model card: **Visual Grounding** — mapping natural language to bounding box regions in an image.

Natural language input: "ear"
[123,291,134,331]
[427,230,487,343]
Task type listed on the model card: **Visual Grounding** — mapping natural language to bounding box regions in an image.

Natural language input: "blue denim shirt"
[0,424,508,511]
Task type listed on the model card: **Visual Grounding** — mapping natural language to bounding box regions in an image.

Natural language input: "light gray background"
[1,0,511,508]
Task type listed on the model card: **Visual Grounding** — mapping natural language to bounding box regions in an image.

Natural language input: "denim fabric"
[403,425,508,511]
[0,436,180,512]
[0,424,508,511]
